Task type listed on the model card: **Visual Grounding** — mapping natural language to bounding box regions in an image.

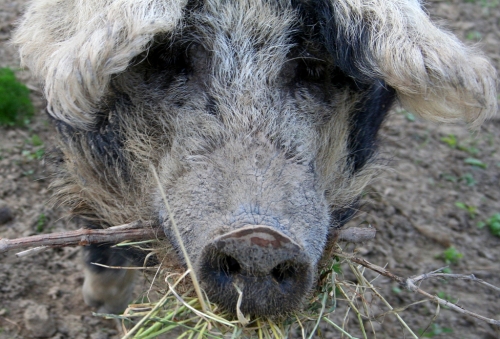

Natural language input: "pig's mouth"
[196,225,314,317]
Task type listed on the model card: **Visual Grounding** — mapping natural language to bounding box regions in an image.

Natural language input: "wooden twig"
[0,222,375,257]
[0,220,160,254]
[335,252,500,327]
[410,270,500,293]
[333,226,377,243]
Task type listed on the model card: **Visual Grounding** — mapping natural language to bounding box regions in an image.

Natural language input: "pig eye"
[140,36,191,75]
[297,60,326,81]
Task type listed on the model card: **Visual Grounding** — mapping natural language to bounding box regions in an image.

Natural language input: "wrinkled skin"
[14,0,497,316]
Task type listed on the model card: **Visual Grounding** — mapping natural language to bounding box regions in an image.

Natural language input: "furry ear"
[14,0,186,129]
[328,0,498,128]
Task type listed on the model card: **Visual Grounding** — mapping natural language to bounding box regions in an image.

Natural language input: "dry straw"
[93,240,408,339]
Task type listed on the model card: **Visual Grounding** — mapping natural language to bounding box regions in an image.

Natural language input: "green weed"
[21,134,45,161]
[0,67,34,127]
[455,201,478,219]
[466,31,482,41]
[438,246,463,265]
[22,148,45,160]
[392,286,402,294]
[477,213,500,237]
[22,169,35,177]
[419,323,453,338]
[441,173,457,183]
[460,173,477,186]
[397,108,416,122]
[440,134,458,148]
[464,158,487,169]
[440,173,476,186]
[440,134,479,155]
[30,134,43,146]
[36,213,47,233]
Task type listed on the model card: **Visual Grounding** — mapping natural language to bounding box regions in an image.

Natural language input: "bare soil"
[1,1,499,338]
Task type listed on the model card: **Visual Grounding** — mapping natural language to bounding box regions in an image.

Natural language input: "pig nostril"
[219,255,241,277]
[271,262,296,284]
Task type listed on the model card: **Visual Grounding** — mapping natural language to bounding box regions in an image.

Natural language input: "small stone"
[57,315,87,339]
[90,332,109,339]
[0,206,13,225]
[47,286,61,300]
[23,304,57,338]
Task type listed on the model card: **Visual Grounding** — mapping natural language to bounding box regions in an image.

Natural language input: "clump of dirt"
[1,0,499,338]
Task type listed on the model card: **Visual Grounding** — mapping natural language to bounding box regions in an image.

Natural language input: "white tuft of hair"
[333,0,498,128]
[14,0,187,129]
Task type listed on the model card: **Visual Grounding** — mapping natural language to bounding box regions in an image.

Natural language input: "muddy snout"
[198,226,314,316]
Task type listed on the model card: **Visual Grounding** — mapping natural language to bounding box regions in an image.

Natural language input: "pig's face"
[138,2,396,315]
[14,0,496,317]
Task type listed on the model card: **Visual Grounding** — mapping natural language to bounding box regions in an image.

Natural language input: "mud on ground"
[1,0,499,338]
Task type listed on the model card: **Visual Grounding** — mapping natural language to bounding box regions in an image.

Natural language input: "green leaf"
[464,158,487,169]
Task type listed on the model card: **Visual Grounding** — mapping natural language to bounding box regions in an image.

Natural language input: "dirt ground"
[1,0,499,338]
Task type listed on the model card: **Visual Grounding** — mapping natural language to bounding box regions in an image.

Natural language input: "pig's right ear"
[325,0,498,128]
[14,0,186,129]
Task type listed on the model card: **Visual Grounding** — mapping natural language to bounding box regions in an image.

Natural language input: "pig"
[14,0,497,316]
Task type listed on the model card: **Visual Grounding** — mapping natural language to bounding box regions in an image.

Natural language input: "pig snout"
[198,225,314,316]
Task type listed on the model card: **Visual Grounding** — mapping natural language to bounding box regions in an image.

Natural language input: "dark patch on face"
[137,35,192,85]
[287,0,374,100]
[54,93,131,179]
[81,223,151,273]
[330,200,360,229]
[311,0,375,84]
[286,1,396,174]
[82,243,131,273]
[348,80,396,173]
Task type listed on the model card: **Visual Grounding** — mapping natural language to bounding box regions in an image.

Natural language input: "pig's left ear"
[14,0,186,129]
[325,0,498,128]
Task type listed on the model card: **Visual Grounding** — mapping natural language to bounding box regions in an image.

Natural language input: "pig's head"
[15,0,497,316]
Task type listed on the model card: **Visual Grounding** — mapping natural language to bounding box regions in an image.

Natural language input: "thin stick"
[410,271,500,293]
[0,220,158,254]
[1,222,371,255]
[336,252,500,327]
